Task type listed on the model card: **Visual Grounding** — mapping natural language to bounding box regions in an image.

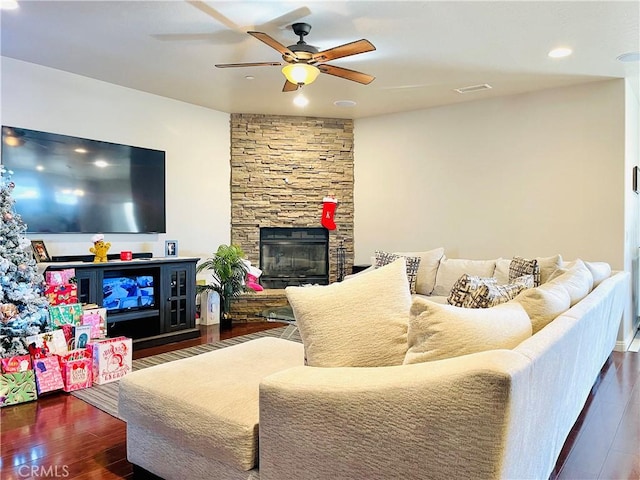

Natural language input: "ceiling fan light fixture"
[282,63,320,86]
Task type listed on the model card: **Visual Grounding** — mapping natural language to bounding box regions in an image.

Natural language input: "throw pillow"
[536,254,563,284]
[432,257,497,297]
[286,257,412,367]
[464,278,530,309]
[546,259,594,306]
[447,274,497,307]
[509,256,540,286]
[392,247,445,295]
[403,298,532,364]
[562,260,611,288]
[514,282,571,333]
[374,250,421,294]
[493,258,512,285]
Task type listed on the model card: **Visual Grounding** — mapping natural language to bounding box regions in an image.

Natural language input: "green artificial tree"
[0,167,50,357]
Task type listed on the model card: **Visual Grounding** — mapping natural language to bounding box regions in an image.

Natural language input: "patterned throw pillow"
[447,274,497,307]
[509,256,540,286]
[374,251,421,294]
[465,282,528,308]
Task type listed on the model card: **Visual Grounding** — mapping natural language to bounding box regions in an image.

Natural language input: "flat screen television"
[102,275,155,312]
[0,126,166,233]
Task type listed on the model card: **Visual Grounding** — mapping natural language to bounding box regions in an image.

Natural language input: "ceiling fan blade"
[248,31,296,60]
[186,0,242,32]
[282,80,299,92]
[215,62,282,68]
[318,64,375,84]
[312,39,376,63]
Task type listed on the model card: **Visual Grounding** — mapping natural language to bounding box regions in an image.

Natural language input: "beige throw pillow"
[546,259,594,306]
[432,257,497,296]
[393,247,445,295]
[286,257,412,367]
[514,282,571,333]
[403,298,532,364]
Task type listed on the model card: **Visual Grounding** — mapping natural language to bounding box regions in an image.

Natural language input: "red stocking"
[321,196,338,230]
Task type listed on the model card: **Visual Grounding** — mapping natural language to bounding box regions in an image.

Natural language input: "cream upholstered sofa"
[118,249,629,480]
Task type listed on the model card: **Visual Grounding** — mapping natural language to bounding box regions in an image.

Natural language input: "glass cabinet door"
[164,264,194,332]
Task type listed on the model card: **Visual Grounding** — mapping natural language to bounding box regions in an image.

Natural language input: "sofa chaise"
[118,249,629,480]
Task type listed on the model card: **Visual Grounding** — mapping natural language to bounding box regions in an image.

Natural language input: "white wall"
[0,57,231,261]
[354,79,634,347]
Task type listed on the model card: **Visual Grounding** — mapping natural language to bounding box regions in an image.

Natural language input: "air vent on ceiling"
[454,84,493,94]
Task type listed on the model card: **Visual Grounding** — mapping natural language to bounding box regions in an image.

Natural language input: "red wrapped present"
[33,356,64,394]
[45,283,78,306]
[59,349,92,392]
[1,355,32,373]
[80,307,107,339]
[45,269,75,286]
[89,337,132,385]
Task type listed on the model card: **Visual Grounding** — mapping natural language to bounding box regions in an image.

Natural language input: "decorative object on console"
[165,240,178,257]
[31,240,50,263]
[197,244,249,330]
[321,195,338,230]
[120,251,133,261]
[90,234,111,263]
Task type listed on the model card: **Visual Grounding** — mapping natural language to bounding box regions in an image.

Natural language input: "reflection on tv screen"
[103,275,154,311]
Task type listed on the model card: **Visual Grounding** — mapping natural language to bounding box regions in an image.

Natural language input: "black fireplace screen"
[259,227,329,289]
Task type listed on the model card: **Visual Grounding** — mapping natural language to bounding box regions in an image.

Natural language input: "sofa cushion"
[514,282,572,333]
[537,254,563,284]
[447,274,497,307]
[403,298,532,364]
[546,259,594,306]
[509,256,540,286]
[493,258,511,284]
[432,257,497,296]
[563,260,611,288]
[392,247,445,295]
[465,276,533,308]
[286,258,412,367]
[374,250,421,294]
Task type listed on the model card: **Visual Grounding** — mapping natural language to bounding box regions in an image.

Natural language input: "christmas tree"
[0,166,50,357]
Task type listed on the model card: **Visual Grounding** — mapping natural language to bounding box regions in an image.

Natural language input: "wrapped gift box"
[25,330,68,356]
[45,284,78,306]
[1,370,38,407]
[89,337,132,385]
[80,307,107,339]
[49,303,83,328]
[59,349,93,392]
[45,268,75,286]
[33,356,64,394]
[1,355,32,373]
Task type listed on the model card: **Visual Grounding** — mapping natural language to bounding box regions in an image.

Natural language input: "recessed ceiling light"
[94,160,108,168]
[617,52,640,63]
[334,100,356,108]
[245,75,255,80]
[0,0,19,10]
[293,94,308,107]
[548,47,572,58]
[74,148,87,153]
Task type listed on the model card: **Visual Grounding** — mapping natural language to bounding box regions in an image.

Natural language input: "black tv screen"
[0,126,166,233]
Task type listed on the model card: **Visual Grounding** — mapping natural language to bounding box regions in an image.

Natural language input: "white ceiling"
[1,1,639,119]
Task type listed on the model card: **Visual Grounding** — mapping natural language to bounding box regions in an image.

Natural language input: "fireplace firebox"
[259,227,329,289]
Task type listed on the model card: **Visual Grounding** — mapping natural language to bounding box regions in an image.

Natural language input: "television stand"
[42,257,200,349]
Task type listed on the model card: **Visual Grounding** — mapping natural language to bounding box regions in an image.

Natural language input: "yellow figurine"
[90,233,111,263]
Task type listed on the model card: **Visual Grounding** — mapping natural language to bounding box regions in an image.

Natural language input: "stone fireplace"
[230,113,354,286]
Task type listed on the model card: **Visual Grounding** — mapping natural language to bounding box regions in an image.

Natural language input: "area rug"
[71,326,300,420]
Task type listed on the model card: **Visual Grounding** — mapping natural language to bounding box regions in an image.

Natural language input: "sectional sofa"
[118,249,629,480]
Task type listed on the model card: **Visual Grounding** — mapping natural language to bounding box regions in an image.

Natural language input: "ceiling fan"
[215,22,376,92]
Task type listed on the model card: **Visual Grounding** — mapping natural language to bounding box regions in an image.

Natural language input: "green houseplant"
[196,244,249,330]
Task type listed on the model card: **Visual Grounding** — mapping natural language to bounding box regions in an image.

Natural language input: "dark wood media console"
[42,257,200,349]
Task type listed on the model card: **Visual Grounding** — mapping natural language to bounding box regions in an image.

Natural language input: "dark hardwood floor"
[1,323,638,480]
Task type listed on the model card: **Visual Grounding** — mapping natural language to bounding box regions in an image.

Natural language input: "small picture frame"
[633,166,639,194]
[31,240,51,263]
[165,240,178,257]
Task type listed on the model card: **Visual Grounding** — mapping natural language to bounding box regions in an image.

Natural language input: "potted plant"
[196,244,249,330]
